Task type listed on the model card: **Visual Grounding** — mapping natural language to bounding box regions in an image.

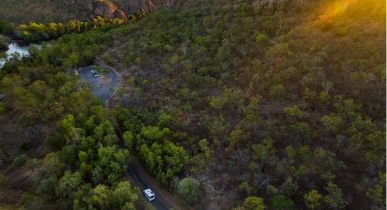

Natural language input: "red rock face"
[93,0,118,16]
[62,0,177,20]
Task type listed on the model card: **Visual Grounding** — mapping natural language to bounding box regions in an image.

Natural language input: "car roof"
[144,189,155,196]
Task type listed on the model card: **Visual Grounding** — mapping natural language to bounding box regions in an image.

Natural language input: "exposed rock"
[93,0,127,20]
[112,0,175,14]
[62,0,177,20]
[61,0,125,19]
[113,8,127,19]
[93,0,117,16]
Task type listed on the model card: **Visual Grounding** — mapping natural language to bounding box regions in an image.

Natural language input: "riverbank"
[0,42,35,69]
[0,35,9,51]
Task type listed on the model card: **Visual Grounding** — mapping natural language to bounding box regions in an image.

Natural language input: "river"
[0,42,33,69]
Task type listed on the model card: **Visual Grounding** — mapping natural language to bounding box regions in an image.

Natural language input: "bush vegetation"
[0,17,127,42]
[0,0,385,209]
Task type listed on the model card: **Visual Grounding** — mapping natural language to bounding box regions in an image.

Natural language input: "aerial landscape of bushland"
[0,0,385,210]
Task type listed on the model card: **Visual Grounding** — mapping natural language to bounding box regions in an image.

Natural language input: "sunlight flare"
[319,0,354,21]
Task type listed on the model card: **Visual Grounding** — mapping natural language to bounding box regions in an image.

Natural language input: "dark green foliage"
[270,194,295,210]
[0,0,385,209]
[107,1,385,209]
[11,154,27,168]
[177,177,202,205]
[73,181,139,210]
[0,20,15,35]
[0,16,133,43]
[242,196,265,210]
[0,26,144,209]
[13,17,126,42]
[139,141,189,185]
[304,190,323,210]
[0,34,9,51]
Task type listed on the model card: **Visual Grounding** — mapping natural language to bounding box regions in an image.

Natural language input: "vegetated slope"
[0,29,156,209]
[0,0,126,23]
[0,0,385,209]
[0,0,89,23]
[101,0,385,209]
[0,0,174,23]
[0,35,9,54]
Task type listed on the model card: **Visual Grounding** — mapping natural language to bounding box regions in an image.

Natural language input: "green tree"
[94,146,130,184]
[244,196,265,210]
[0,35,9,50]
[251,138,277,171]
[158,112,174,128]
[245,97,260,122]
[321,114,344,133]
[56,171,83,199]
[140,126,170,142]
[123,131,135,150]
[366,182,385,210]
[88,184,112,209]
[255,32,268,43]
[11,154,27,168]
[209,96,227,110]
[270,194,295,210]
[139,141,188,185]
[323,182,347,209]
[304,190,322,210]
[63,52,80,69]
[177,177,201,205]
[269,84,285,98]
[111,181,139,209]
[93,120,117,144]
[284,105,305,119]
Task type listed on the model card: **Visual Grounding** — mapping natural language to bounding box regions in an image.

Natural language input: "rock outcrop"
[93,0,127,20]
[62,0,176,20]
[112,0,175,14]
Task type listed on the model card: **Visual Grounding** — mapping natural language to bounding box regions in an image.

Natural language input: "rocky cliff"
[62,0,126,19]
[62,0,175,20]
[61,0,313,20]
[111,0,175,14]
[0,0,316,23]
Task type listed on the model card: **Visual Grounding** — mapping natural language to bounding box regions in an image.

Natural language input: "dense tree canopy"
[0,0,385,209]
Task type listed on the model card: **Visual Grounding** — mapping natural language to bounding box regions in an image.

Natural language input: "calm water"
[0,43,31,69]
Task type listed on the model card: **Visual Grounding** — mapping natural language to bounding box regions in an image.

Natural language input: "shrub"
[177,177,201,205]
[12,154,27,168]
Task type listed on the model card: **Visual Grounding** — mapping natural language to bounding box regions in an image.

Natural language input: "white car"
[143,188,156,201]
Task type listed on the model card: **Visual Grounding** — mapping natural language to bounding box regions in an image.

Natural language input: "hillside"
[101,0,386,209]
[0,0,385,209]
[0,0,173,23]
[0,0,86,23]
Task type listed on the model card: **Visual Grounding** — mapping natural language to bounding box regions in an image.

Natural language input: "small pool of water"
[0,43,32,69]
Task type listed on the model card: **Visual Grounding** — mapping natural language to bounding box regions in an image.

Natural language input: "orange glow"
[312,0,386,25]
[319,0,355,21]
